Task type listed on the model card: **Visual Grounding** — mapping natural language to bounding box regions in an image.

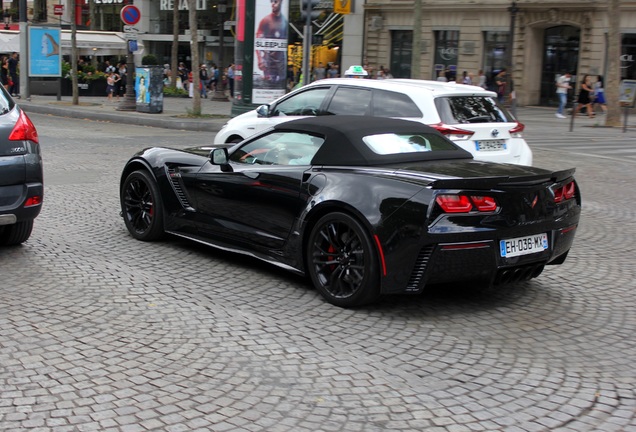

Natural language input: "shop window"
[390,30,412,79]
[433,30,459,81]
[482,32,509,90]
[622,34,636,80]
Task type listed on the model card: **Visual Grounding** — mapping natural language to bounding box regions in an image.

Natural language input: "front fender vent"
[166,167,194,211]
[406,246,434,292]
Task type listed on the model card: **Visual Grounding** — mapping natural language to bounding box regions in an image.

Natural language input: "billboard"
[28,27,62,77]
[252,0,289,104]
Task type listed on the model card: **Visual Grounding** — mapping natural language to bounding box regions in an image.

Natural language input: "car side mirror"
[256,104,270,117]
[210,148,233,172]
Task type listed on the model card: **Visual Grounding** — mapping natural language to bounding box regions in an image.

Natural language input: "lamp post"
[507,1,519,70]
[212,0,228,101]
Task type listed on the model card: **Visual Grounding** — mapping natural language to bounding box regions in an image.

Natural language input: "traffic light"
[301,0,322,20]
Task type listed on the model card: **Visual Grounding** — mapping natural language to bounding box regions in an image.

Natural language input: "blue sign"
[28,27,61,77]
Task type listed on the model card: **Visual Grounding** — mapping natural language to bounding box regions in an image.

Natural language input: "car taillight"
[509,121,525,138]
[24,195,43,207]
[554,181,576,203]
[436,194,498,213]
[431,123,474,141]
[469,195,498,212]
[9,111,39,144]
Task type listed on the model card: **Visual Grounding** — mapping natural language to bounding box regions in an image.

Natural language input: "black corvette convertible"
[120,116,580,307]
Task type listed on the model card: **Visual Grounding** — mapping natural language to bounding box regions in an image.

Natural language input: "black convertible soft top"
[273,115,473,166]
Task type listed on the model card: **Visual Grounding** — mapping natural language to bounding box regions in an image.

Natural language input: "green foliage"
[61,60,106,82]
[142,54,159,65]
[163,86,188,97]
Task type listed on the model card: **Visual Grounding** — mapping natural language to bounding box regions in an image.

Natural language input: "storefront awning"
[0,29,143,57]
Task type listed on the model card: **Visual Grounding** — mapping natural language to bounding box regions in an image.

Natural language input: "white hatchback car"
[215,78,532,165]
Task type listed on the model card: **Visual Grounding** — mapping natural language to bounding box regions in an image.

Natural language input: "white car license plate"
[500,233,548,258]
[475,140,506,151]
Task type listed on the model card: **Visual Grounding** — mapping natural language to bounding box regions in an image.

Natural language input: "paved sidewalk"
[19,94,233,133]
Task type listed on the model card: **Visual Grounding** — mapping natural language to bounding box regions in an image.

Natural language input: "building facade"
[29,0,233,69]
[357,0,636,106]
[16,0,636,107]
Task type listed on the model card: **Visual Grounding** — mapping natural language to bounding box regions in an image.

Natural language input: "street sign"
[53,4,64,16]
[123,25,140,33]
[120,5,141,26]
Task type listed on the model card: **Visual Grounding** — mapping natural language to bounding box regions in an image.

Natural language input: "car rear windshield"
[362,133,458,155]
[0,86,14,115]
[434,96,515,124]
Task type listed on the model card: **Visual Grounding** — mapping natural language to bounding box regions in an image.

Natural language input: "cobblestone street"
[1,108,635,432]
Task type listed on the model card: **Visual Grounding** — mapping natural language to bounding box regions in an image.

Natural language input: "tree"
[71,0,78,105]
[605,0,621,127]
[170,0,179,88]
[188,0,201,115]
[411,0,421,79]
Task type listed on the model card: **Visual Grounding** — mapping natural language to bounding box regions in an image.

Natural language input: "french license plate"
[475,140,506,151]
[500,233,548,258]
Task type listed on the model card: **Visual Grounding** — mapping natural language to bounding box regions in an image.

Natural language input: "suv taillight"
[9,110,39,144]
[431,123,474,141]
[509,121,525,138]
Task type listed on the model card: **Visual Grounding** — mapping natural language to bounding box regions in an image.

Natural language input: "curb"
[20,102,229,133]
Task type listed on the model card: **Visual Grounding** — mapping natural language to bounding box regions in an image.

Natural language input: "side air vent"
[406,246,434,292]
[166,167,195,211]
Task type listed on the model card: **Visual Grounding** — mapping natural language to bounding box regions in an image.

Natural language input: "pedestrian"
[117,62,127,98]
[592,75,607,115]
[209,64,218,92]
[327,63,338,79]
[0,56,9,89]
[178,62,189,90]
[477,69,487,89]
[573,74,595,119]
[555,70,572,118]
[462,71,473,85]
[313,62,326,81]
[104,60,116,74]
[106,71,120,103]
[436,70,447,82]
[227,63,235,97]
[495,68,508,103]
[8,52,19,97]
[188,70,194,98]
[199,64,209,98]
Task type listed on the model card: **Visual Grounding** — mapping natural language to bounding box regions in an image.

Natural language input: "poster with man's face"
[252,0,289,104]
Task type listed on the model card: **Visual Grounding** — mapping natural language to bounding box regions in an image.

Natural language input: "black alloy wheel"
[121,170,165,241]
[307,212,380,307]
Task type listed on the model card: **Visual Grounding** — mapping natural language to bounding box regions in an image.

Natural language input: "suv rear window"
[0,85,14,115]
[372,89,422,118]
[326,87,372,116]
[434,96,514,124]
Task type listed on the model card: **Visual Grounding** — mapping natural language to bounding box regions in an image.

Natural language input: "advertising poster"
[252,0,289,104]
[28,27,61,77]
[619,79,636,107]
[135,67,150,105]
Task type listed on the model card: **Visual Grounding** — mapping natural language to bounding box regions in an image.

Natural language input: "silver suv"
[215,78,532,165]
[0,86,43,246]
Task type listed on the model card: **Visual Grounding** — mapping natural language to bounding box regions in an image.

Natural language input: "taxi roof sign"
[344,65,368,76]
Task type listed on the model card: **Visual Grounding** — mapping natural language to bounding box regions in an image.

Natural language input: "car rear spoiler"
[429,168,576,190]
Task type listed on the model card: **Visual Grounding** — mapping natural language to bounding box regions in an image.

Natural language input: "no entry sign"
[120,5,141,26]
